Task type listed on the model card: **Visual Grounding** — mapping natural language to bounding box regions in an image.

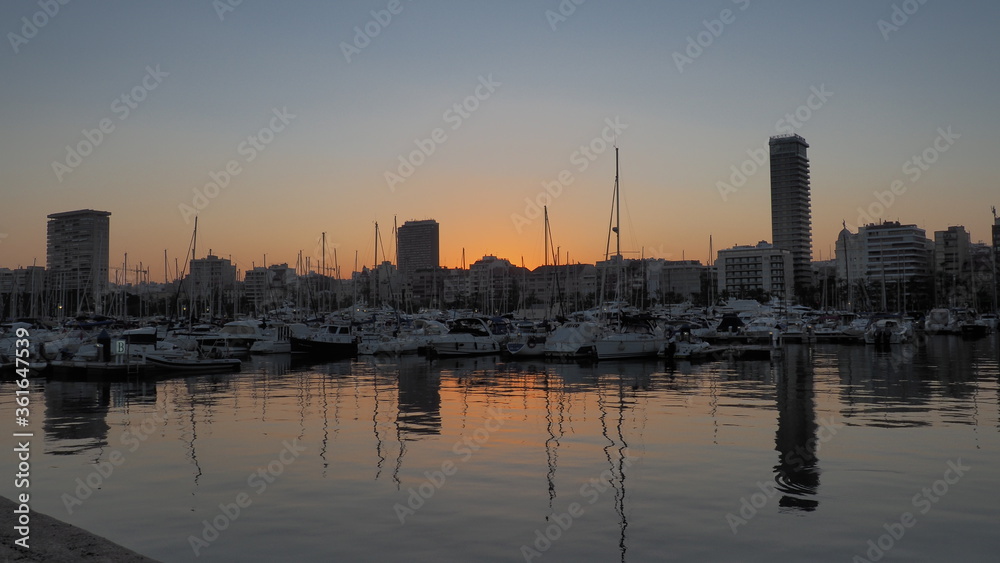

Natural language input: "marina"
[3,2,1000,561]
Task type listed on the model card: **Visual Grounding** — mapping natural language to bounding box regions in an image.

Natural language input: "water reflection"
[773,345,820,512]
[836,336,996,427]
[43,381,111,457]
[604,374,631,562]
[15,336,999,562]
[396,357,441,438]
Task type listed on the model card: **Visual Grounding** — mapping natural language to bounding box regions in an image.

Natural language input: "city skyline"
[2,1,998,280]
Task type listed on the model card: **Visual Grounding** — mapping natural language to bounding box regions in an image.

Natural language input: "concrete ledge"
[0,496,159,562]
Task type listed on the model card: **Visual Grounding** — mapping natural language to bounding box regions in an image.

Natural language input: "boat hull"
[290,337,357,358]
[145,354,241,374]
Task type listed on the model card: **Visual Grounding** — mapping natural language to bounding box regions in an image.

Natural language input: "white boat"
[428,317,509,358]
[925,308,958,335]
[290,323,357,357]
[661,331,712,360]
[505,321,549,358]
[594,317,663,360]
[144,352,241,373]
[249,323,292,354]
[358,331,419,355]
[741,316,781,339]
[195,320,273,356]
[544,321,605,359]
[864,317,911,345]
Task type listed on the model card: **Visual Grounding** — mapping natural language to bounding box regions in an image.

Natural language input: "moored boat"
[144,352,241,373]
[290,323,357,358]
[428,317,510,358]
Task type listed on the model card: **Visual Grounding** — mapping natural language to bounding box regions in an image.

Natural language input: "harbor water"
[3,336,999,562]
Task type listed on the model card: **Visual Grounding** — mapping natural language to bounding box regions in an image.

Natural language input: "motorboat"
[864,317,911,345]
[594,317,664,360]
[428,317,510,358]
[543,321,605,359]
[143,352,241,373]
[290,323,357,358]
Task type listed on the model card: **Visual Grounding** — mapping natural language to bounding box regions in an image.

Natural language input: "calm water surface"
[3,336,999,562]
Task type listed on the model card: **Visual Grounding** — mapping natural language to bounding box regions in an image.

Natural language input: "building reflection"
[773,345,820,511]
[44,381,111,457]
[396,357,441,438]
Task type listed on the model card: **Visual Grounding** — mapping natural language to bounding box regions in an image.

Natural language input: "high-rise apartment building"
[397,219,440,280]
[836,222,932,284]
[769,134,812,296]
[46,209,111,313]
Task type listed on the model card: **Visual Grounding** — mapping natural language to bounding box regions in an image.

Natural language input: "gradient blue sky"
[2,0,997,279]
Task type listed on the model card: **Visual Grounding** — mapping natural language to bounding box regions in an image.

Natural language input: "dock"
[0,496,160,562]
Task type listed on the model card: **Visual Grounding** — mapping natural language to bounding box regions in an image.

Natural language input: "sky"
[2,0,998,281]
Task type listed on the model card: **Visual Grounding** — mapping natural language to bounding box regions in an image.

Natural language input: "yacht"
[428,317,510,358]
[594,317,664,360]
[290,323,357,357]
[543,321,605,359]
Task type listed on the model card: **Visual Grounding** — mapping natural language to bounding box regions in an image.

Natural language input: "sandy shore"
[0,496,159,562]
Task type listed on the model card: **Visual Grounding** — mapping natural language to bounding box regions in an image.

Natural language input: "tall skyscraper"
[769,134,812,297]
[992,211,999,311]
[397,219,440,280]
[46,209,111,313]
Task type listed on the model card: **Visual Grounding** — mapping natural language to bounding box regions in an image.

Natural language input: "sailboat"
[593,147,664,360]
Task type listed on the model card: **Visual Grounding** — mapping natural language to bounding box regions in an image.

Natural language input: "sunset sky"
[2,0,997,281]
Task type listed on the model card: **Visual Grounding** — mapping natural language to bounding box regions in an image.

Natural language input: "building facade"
[189,254,236,289]
[244,263,297,311]
[716,241,793,298]
[647,260,706,302]
[46,209,111,313]
[934,226,970,277]
[769,134,812,295]
[859,222,932,282]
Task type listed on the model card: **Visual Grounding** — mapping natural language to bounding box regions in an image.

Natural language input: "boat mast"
[322,232,327,312]
[615,146,621,259]
[544,206,550,267]
[190,216,197,326]
[709,234,714,308]
[373,222,379,306]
